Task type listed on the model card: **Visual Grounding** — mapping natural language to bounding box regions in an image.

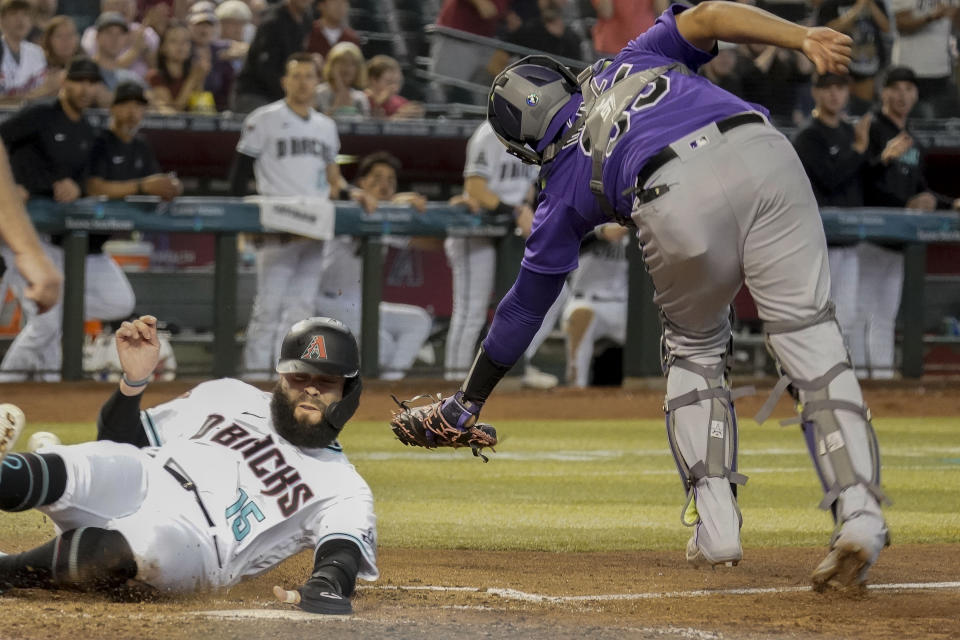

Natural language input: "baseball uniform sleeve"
[521,192,595,275]
[236,109,265,158]
[623,4,715,71]
[463,124,497,180]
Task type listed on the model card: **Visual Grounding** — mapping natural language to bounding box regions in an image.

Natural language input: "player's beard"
[270,386,339,449]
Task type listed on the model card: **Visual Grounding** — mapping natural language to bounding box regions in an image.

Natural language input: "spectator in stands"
[507,0,583,61]
[82,0,160,80]
[316,41,370,117]
[87,81,183,200]
[436,0,511,38]
[815,0,888,109]
[147,22,215,112]
[890,0,960,117]
[591,0,665,58]
[229,52,367,379]
[233,0,312,113]
[318,151,433,380]
[0,56,135,382]
[42,15,80,71]
[793,73,871,207]
[187,9,236,111]
[215,0,253,74]
[91,11,145,96]
[0,0,49,103]
[736,42,813,124]
[700,43,744,96]
[365,55,424,119]
[307,0,360,58]
[27,0,57,44]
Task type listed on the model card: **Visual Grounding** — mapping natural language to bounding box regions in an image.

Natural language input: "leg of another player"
[563,301,597,388]
[83,253,136,322]
[378,302,431,380]
[0,242,63,382]
[277,240,326,358]
[827,245,864,374]
[443,237,496,380]
[856,243,903,379]
[243,241,298,379]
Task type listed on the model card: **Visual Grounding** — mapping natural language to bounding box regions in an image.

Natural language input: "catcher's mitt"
[390,393,498,462]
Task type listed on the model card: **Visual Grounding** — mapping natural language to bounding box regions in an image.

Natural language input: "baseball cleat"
[0,403,26,463]
[521,365,558,390]
[686,535,741,568]
[811,539,871,592]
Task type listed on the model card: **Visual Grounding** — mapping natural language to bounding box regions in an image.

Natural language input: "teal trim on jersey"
[325,441,343,453]
[141,411,161,447]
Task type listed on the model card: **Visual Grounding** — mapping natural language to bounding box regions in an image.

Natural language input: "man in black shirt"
[233,0,312,113]
[793,73,871,207]
[0,57,136,381]
[0,56,100,202]
[864,66,960,210]
[506,0,584,61]
[87,82,182,200]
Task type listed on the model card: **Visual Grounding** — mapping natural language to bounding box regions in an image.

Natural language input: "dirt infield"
[1,379,958,639]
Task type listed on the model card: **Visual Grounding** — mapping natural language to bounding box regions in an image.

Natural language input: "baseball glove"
[390,393,498,462]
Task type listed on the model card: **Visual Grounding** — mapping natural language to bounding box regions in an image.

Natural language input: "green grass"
[9,417,960,552]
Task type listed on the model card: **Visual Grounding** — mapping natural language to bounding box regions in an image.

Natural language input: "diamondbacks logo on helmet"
[301,336,328,360]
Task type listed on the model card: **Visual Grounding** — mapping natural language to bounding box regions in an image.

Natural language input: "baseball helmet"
[488,55,580,165]
[276,317,360,378]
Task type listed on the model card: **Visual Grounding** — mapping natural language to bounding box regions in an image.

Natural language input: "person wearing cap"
[840,65,960,379]
[793,73,871,208]
[306,0,360,58]
[234,0,312,113]
[87,81,183,201]
[0,0,49,102]
[215,0,253,75]
[187,8,236,111]
[890,0,960,117]
[81,0,159,81]
[794,72,872,378]
[0,55,136,382]
[90,10,145,106]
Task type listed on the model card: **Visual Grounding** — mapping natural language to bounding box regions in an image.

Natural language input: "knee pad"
[663,353,752,527]
[756,304,889,521]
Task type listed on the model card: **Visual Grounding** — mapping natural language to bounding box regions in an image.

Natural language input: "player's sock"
[0,453,67,511]
[311,539,362,597]
[0,527,136,591]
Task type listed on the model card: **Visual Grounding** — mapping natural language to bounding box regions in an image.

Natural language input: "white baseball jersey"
[463,120,537,206]
[236,100,340,197]
[42,379,377,591]
[569,228,629,302]
[0,39,47,96]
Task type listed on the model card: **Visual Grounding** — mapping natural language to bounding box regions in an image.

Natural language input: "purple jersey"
[522,3,766,276]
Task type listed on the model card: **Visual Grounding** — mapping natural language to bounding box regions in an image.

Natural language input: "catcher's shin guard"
[756,304,889,589]
[664,353,752,567]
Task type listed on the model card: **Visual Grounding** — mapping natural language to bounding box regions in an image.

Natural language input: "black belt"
[635,113,766,189]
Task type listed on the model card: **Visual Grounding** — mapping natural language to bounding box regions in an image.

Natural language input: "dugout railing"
[20,198,960,381]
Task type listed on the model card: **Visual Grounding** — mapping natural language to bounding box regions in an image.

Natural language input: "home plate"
[193,609,352,621]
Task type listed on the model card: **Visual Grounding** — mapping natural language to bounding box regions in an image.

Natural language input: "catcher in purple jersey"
[396,2,890,592]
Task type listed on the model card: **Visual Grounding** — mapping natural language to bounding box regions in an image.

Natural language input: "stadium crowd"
[0,0,958,383]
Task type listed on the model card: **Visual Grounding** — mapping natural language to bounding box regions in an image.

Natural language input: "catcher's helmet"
[276,317,360,378]
[488,55,579,165]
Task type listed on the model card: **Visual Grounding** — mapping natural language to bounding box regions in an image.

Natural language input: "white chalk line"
[364,580,960,603]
